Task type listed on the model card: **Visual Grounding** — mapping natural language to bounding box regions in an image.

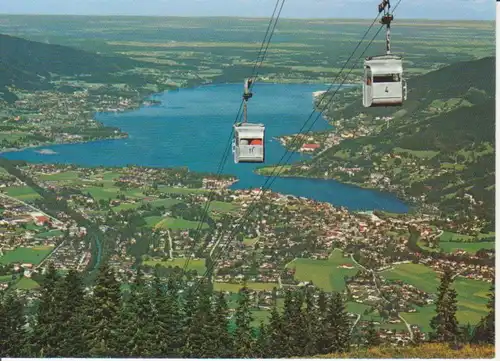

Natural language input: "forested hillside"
[284,57,495,232]
[0,34,162,102]
[0,263,494,358]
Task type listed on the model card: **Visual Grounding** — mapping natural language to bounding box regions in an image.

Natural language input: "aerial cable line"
[195,0,404,290]
[182,0,286,274]
[199,25,384,288]
[205,0,403,282]
[186,0,285,252]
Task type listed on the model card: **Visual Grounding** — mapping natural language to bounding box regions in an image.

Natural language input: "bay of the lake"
[2,83,408,213]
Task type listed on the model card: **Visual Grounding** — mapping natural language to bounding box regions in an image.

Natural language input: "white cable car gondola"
[232,122,265,163]
[232,79,266,163]
[363,54,407,107]
[362,0,407,108]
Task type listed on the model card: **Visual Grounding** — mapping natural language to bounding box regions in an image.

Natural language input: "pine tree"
[0,291,28,356]
[85,262,122,357]
[183,282,214,357]
[314,290,331,355]
[211,291,234,357]
[29,263,62,357]
[181,283,199,352]
[57,270,88,357]
[151,271,183,357]
[303,287,319,356]
[472,278,495,344]
[430,269,459,343]
[460,323,473,343]
[282,289,307,357]
[233,286,254,357]
[253,321,268,358]
[265,305,286,358]
[445,287,459,342]
[118,266,155,357]
[279,289,295,356]
[325,292,351,353]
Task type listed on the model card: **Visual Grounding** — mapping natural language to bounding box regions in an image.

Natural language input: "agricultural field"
[287,249,360,292]
[153,216,209,230]
[38,171,81,181]
[143,257,206,274]
[0,16,493,87]
[438,241,495,254]
[14,277,40,290]
[18,167,237,231]
[209,201,239,213]
[0,246,53,265]
[0,274,13,284]
[4,186,41,201]
[381,263,490,326]
[439,231,494,242]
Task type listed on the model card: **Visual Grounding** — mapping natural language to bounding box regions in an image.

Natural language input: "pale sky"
[0,0,495,20]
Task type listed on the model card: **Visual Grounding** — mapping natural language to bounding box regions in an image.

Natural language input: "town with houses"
[0,161,493,346]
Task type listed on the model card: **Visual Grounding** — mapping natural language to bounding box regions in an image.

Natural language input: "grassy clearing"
[38,171,80,181]
[98,171,123,181]
[148,198,181,209]
[86,186,120,200]
[382,263,490,325]
[35,230,64,239]
[0,132,30,142]
[112,202,141,212]
[0,274,13,283]
[439,241,495,254]
[243,237,259,247]
[287,249,359,292]
[439,231,495,242]
[440,163,466,171]
[209,201,239,213]
[333,149,353,159]
[0,246,54,265]
[393,147,439,159]
[256,165,292,176]
[153,216,208,230]
[158,186,209,195]
[401,305,437,333]
[4,186,41,201]
[143,258,205,274]
[143,216,163,227]
[382,264,439,293]
[14,277,40,290]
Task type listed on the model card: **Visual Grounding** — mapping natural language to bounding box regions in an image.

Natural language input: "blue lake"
[2,83,408,213]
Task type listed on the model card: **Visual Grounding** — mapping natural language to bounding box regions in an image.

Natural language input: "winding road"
[350,254,414,341]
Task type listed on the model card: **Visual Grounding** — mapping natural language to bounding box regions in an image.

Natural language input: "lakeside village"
[0,163,494,346]
[278,90,390,152]
[0,84,161,152]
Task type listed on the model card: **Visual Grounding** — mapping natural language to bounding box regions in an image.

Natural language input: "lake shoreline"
[254,169,415,212]
[1,82,410,213]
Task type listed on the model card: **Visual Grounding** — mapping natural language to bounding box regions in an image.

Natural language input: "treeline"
[0,263,494,358]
